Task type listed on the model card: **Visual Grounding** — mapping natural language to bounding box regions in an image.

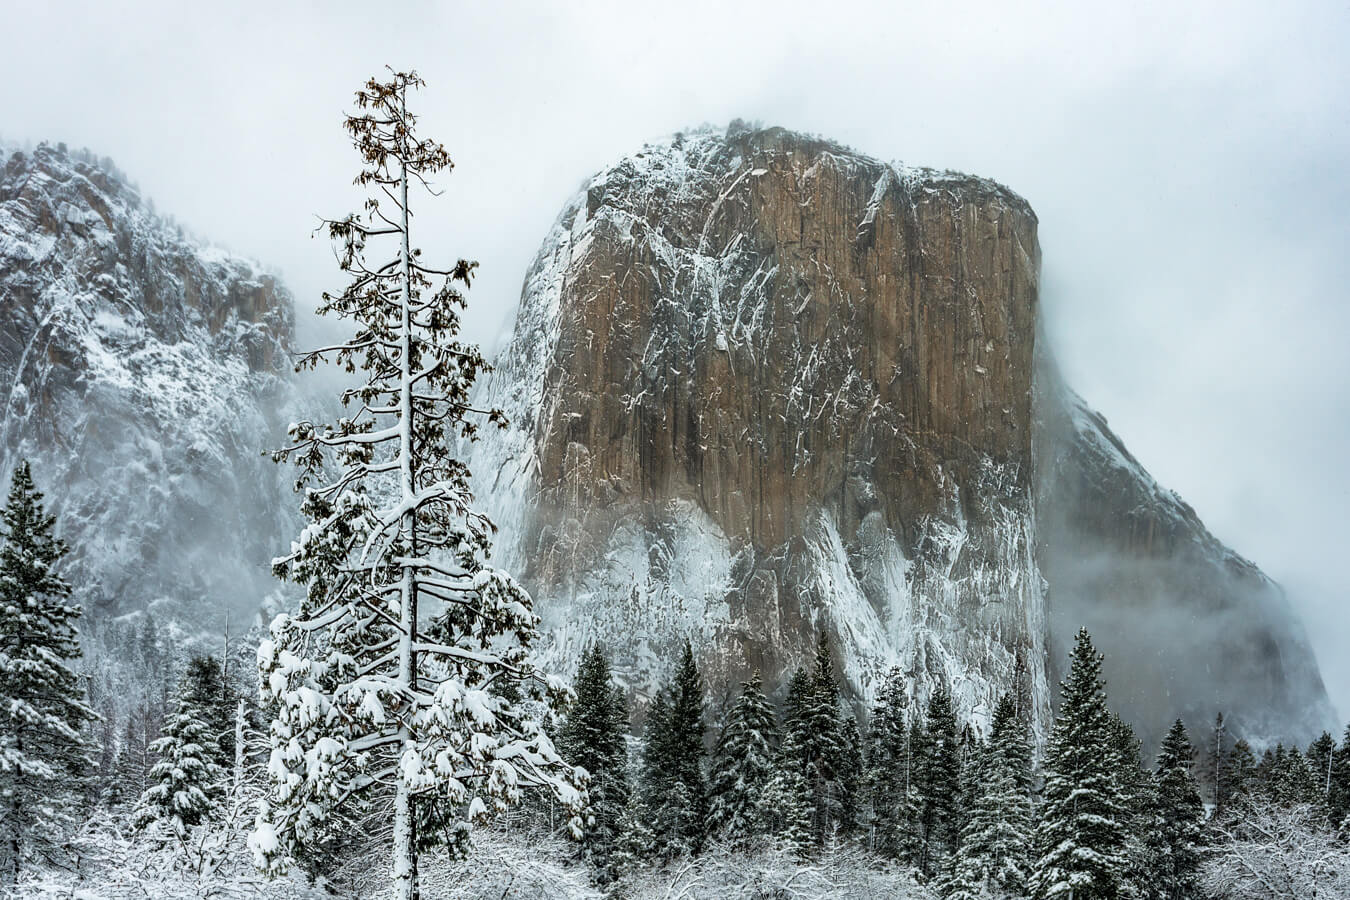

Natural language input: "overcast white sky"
[4,0,1347,719]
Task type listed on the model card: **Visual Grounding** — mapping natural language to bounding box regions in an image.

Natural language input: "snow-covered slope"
[0,142,296,630]
[473,124,1050,735]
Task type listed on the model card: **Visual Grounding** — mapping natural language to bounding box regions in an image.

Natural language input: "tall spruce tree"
[636,642,706,857]
[557,645,630,868]
[864,667,918,860]
[944,713,1033,900]
[1221,738,1258,814]
[133,673,223,840]
[0,461,94,884]
[781,635,855,845]
[1203,713,1230,818]
[837,712,865,838]
[1268,745,1319,807]
[989,693,1034,800]
[1107,710,1151,894]
[1306,731,1336,810]
[1031,628,1131,900]
[915,683,962,878]
[252,71,582,899]
[180,655,236,772]
[1145,719,1204,900]
[1329,725,1350,828]
[706,671,779,843]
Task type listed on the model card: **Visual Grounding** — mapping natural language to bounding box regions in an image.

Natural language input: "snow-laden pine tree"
[989,692,1034,800]
[1144,719,1204,900]
[915,683,962,878]
[1031,628,1132,900]
[1107,710,1151,895]
[706,671,779,843]
[1221,738,1258,815]
[944,693,1034,899]
[0,461,94,885]
[133,674,223,841]
[557,644,629,869]
[781,636,855,846]
[864,667,917,860]
[1305,731,1336,810]
[251,71,583,898]
[1330,725,1350,828]
[635,642,706,857]
[179,655,237,772]
[760,763,814,859]
[1263,745,1319,807]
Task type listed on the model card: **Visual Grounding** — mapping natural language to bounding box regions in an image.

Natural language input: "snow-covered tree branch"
[251,69,584,900]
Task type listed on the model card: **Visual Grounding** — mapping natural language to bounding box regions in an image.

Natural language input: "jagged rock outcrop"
[0,142,295,626]
[474,123,1333,742]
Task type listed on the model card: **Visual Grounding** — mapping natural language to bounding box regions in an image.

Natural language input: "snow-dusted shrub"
[1201,802,1350,899]
[618,839,935,900]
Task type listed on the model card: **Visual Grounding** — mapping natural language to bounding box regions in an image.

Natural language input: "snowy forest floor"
[12,821,934,899]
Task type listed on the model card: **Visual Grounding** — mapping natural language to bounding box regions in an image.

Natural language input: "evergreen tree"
[805,634,847,841]
[1268,745,1319,807]
[780,634,861,845]
[864,667,918,860]
[0,462,95,884]
[915,683,962,878]
[252,71,582,900]
[133,675,223,840]
[1031,628,1132,900]
[609,793,656,877]
[989,693,1034,799]
[706,671,778,843]
[1329,725,1350,828]
[1221,738,1258,814]
[179,655,236,772]
[760,764,814,858]
[945,696,1033,899]
[557,645,630,868]
[635,643,706,857]
[837,712,865,837]
[1107,710,1151,892]
[1202,713,1230,817]
[1145,719,1204,900]
[1306,731,1336,808]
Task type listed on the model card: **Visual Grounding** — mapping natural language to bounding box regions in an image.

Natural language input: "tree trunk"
[392,83,419,900]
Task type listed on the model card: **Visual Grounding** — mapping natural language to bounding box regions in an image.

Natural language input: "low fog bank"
[1033,338,1337,749]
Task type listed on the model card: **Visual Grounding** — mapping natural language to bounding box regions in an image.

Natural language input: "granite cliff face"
[0,142,295,626]
[475,125,1050,732]
[473,123,1332,741]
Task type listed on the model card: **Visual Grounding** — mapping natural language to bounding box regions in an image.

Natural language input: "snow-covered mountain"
[0,131,1329,747]
[0,142,296,631]
[471,123,1333,744]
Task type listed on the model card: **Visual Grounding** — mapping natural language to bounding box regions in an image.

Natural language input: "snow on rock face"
[0,143,296,626]
[473,125,1050,734]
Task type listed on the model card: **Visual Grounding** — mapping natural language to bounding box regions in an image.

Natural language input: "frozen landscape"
[2,3,1350,898]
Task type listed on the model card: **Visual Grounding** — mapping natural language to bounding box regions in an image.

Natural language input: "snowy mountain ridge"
[0,141,297,631]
